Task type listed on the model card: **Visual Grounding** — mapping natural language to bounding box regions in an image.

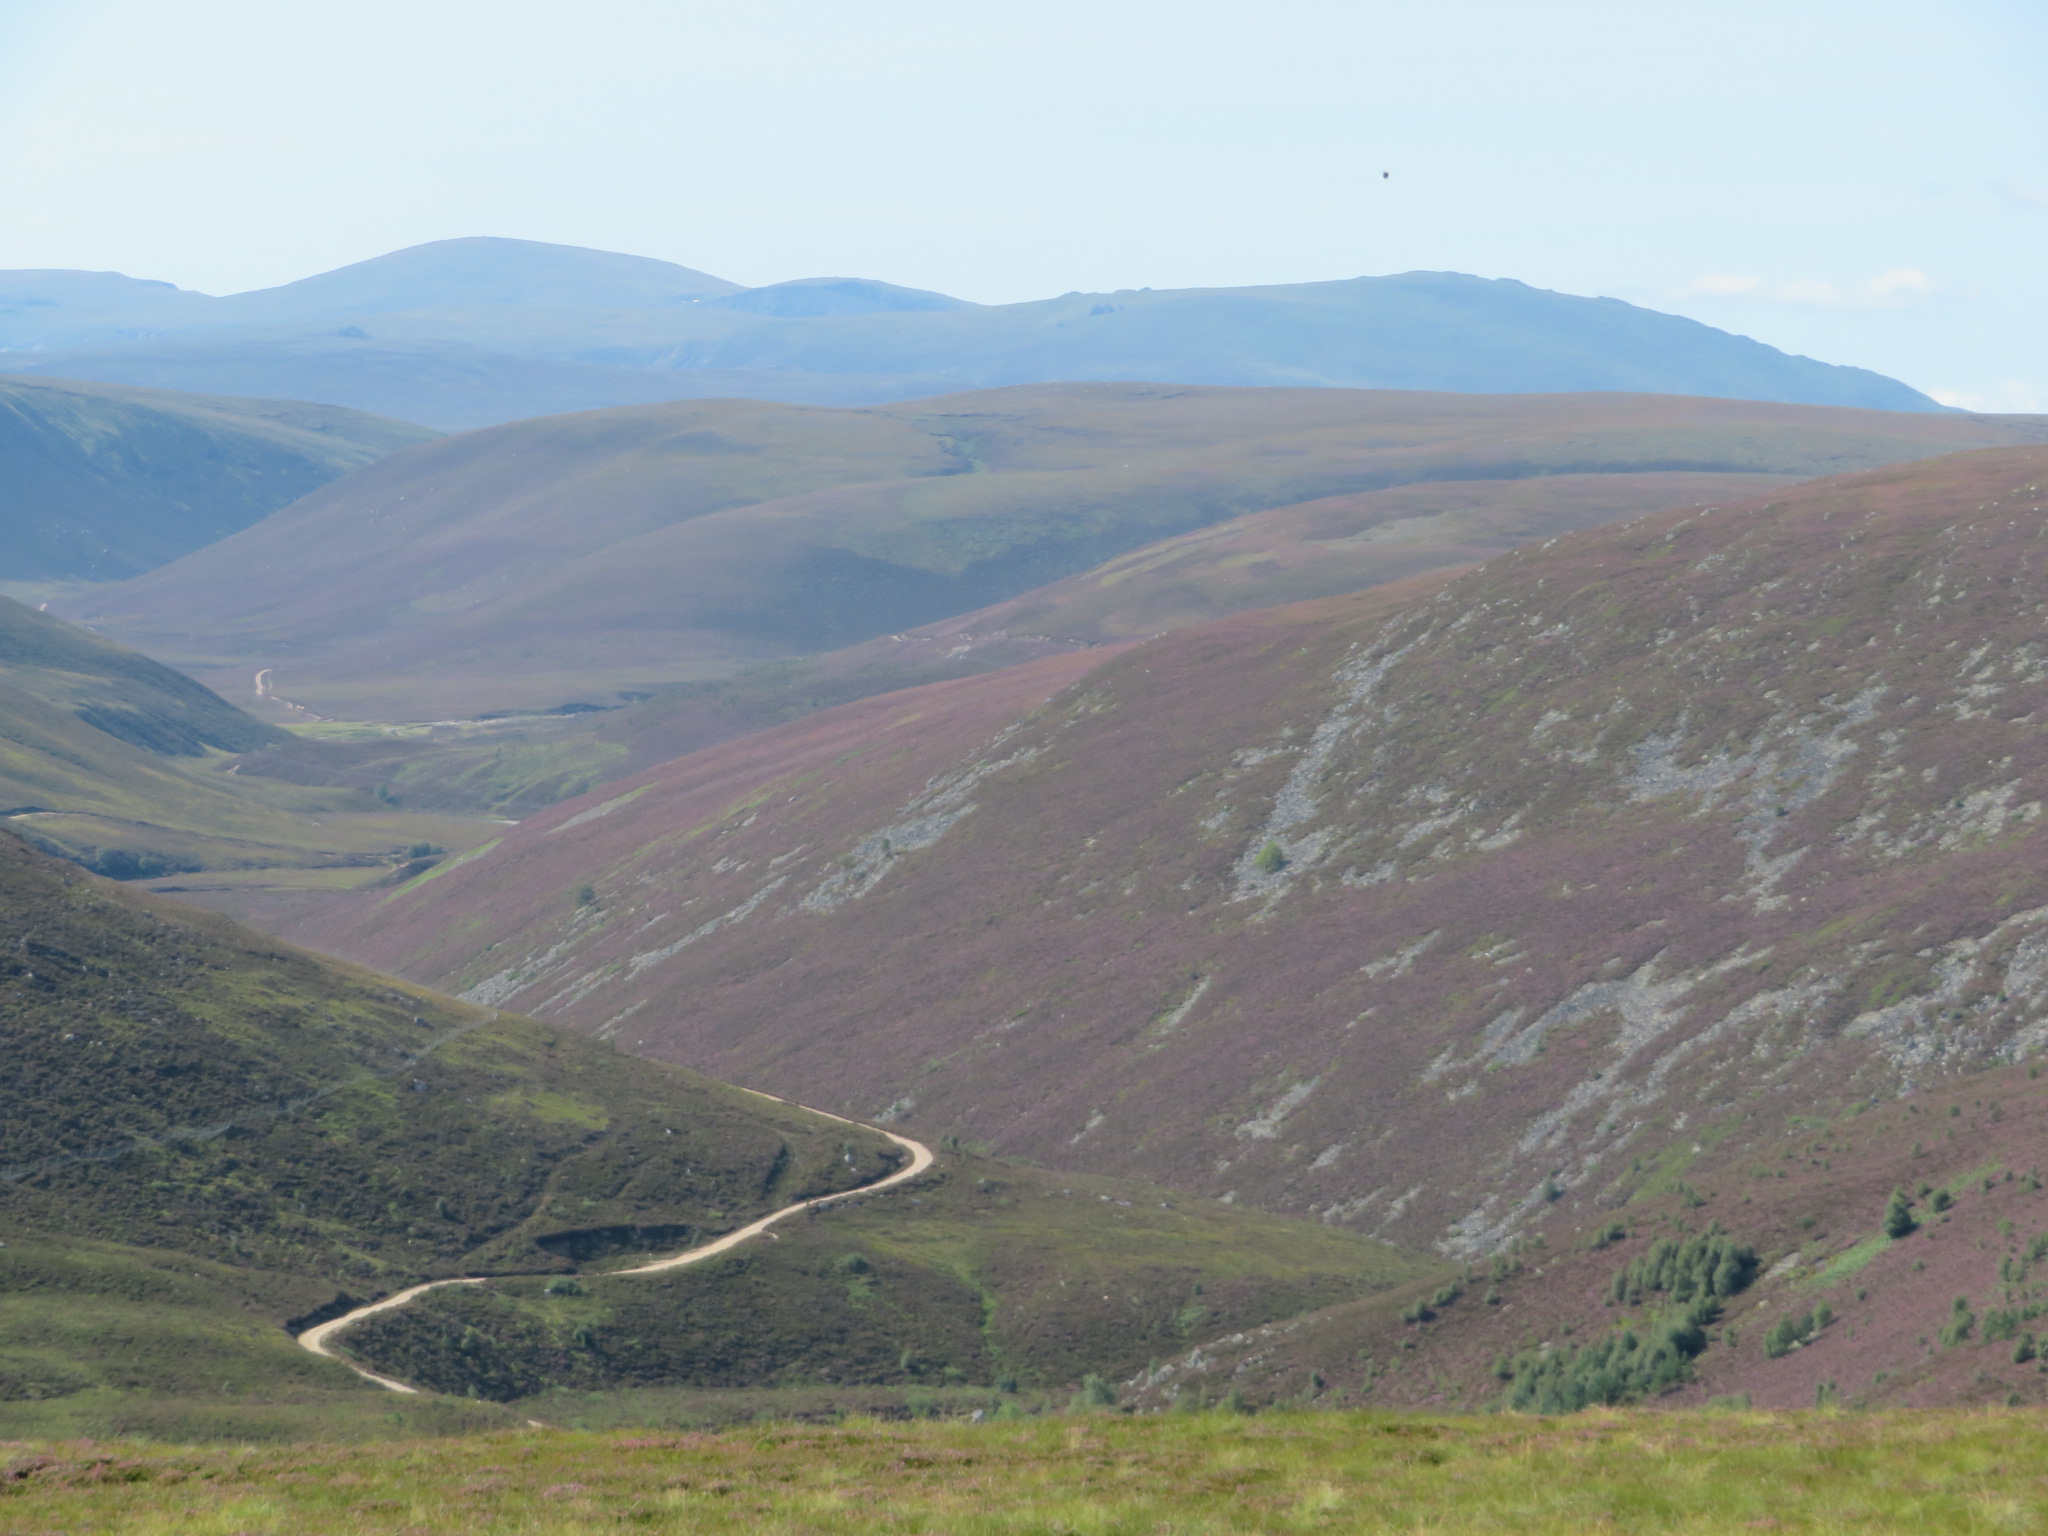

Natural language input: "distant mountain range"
[0,237,1944,430]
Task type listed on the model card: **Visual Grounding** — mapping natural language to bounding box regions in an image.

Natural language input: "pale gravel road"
[296,1091,935,1396]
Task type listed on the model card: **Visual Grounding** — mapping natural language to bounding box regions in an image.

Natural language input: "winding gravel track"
[296,1092,934,1395]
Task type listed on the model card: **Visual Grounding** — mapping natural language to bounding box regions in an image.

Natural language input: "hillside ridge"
[72,384,2047,722]
[305,443,2048,1269]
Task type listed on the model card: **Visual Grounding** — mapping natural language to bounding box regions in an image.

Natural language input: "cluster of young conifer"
[1604,1226,1757,1309]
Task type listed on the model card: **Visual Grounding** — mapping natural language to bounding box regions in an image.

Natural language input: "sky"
[1,0,2042,409]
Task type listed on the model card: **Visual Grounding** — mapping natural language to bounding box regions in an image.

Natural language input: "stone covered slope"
[314,445,2048,1264]
[1136,1054,2048,1414]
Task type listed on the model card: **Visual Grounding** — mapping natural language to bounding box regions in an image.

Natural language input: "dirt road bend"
[295,1094,934,1395]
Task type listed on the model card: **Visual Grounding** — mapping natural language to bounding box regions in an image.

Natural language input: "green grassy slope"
[11,1412,2048,1532]
[341,1151,1436,1404]
[0,594,490,877]
[74,385,2048,720]
[0,830,904,1435]
[0,374,434,581]
[0,590,282,756]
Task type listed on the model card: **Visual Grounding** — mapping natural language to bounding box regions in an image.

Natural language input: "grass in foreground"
[7,1409,2048,1534]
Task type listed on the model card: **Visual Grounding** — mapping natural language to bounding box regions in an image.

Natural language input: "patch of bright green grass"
[9,1409,2048,1533]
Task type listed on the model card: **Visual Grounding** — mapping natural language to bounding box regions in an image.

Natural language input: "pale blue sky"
[1,0,2041,407]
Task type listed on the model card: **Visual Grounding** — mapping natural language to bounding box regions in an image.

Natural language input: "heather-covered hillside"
[75,384,2046,720]
[0,828,1427,1435]
[314,444,2048,1268]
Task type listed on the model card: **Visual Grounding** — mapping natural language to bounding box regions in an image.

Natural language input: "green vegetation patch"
[13,1410,2048,1532]
[342,1155,1438,1403]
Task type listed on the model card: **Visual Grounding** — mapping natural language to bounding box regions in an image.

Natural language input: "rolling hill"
[300,443,2048,1293]
[0,593,491,879]
[69,385,2048,722]
[0,827,893,1435]
[0,237,1948,429]
[0,374,434,582]
[0,830,1428,1436]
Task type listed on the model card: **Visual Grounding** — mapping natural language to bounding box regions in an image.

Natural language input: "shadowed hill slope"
[309,444,2048,1269]
[0,590,283,757]
[0,375,434,581]
[0,594,491,879]
[73,386,2048,721]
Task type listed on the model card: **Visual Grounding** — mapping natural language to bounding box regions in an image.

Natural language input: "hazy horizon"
[1,0,2041,409]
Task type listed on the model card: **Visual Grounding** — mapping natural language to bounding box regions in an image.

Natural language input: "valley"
[6,270,2048,1449]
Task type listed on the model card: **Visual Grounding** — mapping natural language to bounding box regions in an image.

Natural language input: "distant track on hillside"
[294,1091,934,1396]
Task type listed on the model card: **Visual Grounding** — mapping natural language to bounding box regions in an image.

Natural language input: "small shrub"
[1930,1189,1954,1214]
[2015,1334,2037,1365]
[1882,1189,1918,1239]
[1075,1374,1117,1409]
[1764,1307,1830,1359]
[543,1278,585,1297]
[573,883,597,907]
[1939,1298,1976,1348]
[1253,841,1286,874]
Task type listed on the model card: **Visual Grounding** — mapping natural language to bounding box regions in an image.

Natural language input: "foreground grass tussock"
[6,1410,2048,1534]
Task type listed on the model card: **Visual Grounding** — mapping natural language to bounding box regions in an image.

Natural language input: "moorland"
[6,241,2048,1512]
